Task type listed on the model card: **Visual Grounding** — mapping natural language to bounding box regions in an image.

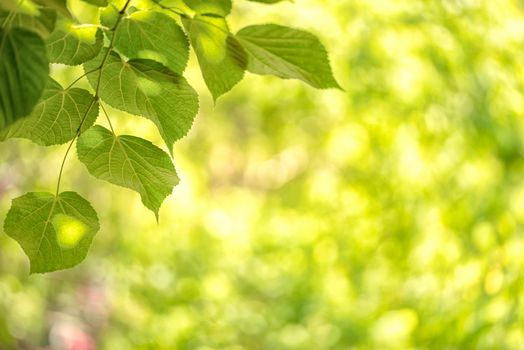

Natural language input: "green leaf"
[0,78,99,145]
[100,3,119,28]
[32,0,72,18]
[81,0,108,6]
[0,0,19,12]
[77,125,179,218]
[84,50,199,153]
[114,10,189,74]
[4,191,100,273]
[247,0,287,3]
[0,8,57,38]
[236,24,341,89]
[0,27,49,130]
[46,23,103,65]
[183,0,231,16]
[0,0,46,14]
[185,15,247,100]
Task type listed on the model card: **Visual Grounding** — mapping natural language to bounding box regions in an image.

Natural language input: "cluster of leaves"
[0,0,339,273]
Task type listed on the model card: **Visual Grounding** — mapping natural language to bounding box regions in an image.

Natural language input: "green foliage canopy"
[1,0,524,348]
[0,0,339,272]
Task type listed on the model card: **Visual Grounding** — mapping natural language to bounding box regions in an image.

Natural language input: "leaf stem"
[66,67,101,90]
[100,103,115,134]
[54,0,131,195]
[55,134,76,197]
[93,0,132,95]
[55,98,97,197]
[65,0,132,91]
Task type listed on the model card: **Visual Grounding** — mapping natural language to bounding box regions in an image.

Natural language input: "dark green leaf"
[0,78,99,145]
[77,125,179,218]
[81,0,108,6]
[32,0,72,18]
[0,27,48,130]
[0,8,57,38]
[0,0,19,12]
[185,15,247,100]
[114,10,189,74]
[84,50,199,153]
[4,191,99,273]
[236,24,341,89]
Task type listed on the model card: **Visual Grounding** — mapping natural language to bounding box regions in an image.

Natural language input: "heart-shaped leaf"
[4,191,99,273]
[0,78,99,145]
[84,50,199,153]
[77,125,179,219]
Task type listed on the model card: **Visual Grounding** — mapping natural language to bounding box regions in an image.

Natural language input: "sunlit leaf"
[185,15,247,100]
[114,10,189,74]
[0,78,99,145]
[81,0,108,6]
[0,27,48,130]
[46,22,103,65]
[236,24,341,89]
[77,125,179,218]
[84,50,199,153]
[183,0,231,16]
[4,191,99,273]
[247,0,287,3]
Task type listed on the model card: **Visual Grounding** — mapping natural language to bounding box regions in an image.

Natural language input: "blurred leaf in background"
[2,0,524,349]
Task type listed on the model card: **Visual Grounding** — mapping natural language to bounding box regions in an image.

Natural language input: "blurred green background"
[2,0,524,349]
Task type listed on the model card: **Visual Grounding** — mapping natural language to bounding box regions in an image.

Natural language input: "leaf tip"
[332,80,345,92]
[212,93,221,105]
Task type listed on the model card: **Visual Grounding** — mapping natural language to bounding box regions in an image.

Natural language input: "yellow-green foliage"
[1,0,524,348]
